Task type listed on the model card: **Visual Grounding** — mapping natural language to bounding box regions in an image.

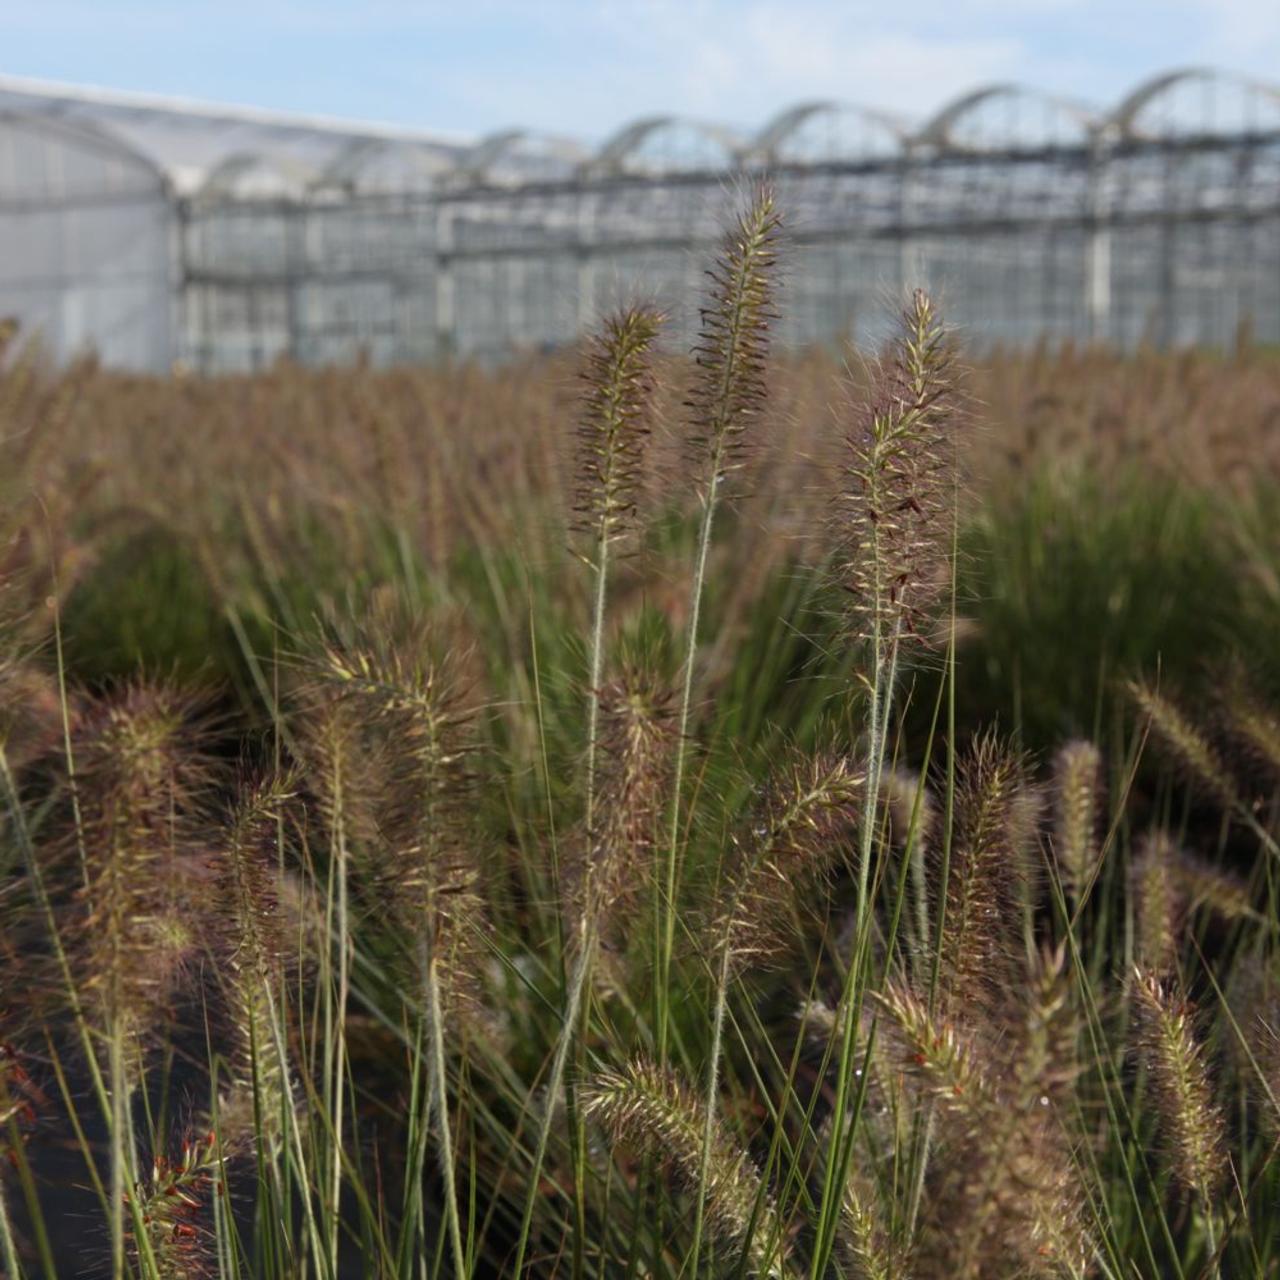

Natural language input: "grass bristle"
[1130,965,1228,1207]
[585,1058,789,1278]
[935,732,1028,1015]
[1052,739,1104,903]
[129,1129,220,1280]
[686,186,781,486]
[63,680,212,1073]
[568,662,673,942]
[711,750,864,971]
[835,288,959,645]
[1129,678,1239,810]
[573,306,663,552]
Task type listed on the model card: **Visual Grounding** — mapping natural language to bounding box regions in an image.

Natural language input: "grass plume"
[1052,740,1104,905]
[1129,966,1228,1231]
[935,733,1028,1016]
[1129,678,1239,811]
[834,288,958,648]
[661,185,782,1061]
[586,1058,790,1278]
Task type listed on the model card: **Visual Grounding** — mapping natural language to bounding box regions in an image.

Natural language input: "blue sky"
[3,0,1279,143]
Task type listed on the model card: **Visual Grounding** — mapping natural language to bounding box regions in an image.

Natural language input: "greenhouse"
[1,67,1278,371]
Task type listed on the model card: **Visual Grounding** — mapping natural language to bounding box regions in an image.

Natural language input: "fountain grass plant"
[2,190,1280,1278]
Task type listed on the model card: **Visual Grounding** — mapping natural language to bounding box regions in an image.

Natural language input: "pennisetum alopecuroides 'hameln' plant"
[509,303,665,1279]
[660,186,782,1066]
[809,288,962,1280]
[311,623,485,1280]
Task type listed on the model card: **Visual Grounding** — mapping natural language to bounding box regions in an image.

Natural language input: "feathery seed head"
[74,678,212,804]
[61,681,214,1068]
[1018,944,1080,1109]
[219,770,294,965]
[573,306,663,551]
[129,1129,220,1280]
[1131,830,1183,973]
[874,980,993,1122]
[796,997,844,1045]
[839,1171,902,1280]
[879,968,1094,1278]
[569,663,674,939]
[712,751,864,972]
[308,625,488,1023]
[1127,832,1246,972]
[1174,851,1252,922]
[686,186,781,487]
[0,657,69,774]
[835,289,960,645]
[1128,678,1238,810]
[878,767,936,856]
[935,733,1028,1013]
[585,1058,789,1277]
[1220,673,1280,789]
[1052,739,1104,904]
[1229,963,1280,1133]
[1129,965,1228,1204]
[212,771,296,1153]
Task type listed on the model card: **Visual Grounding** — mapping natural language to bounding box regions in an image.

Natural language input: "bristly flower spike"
[129,1129,221,1280]
[213,770,295,1154]
[711,751,865,973]
[571,663,674,944]
[1221,671,1280,788]
[573,305,663,558]
[574,305,664,847]
[1131,830,1183,974]
[1129,965,1228,1212]
[659,185,782,1063]
[1128,678,1238,811]
[1052,739,1104,905]
[585,1059,791,1278]
[836,288,959,646]
[686,185,782,489]
[311,629,486,1020]
[935,732,1028,1017]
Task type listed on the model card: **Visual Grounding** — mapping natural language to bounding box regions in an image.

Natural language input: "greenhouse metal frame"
[1,68,1278,371]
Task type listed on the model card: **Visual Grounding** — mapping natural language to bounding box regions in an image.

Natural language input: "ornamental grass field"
[2,190,1280,1279]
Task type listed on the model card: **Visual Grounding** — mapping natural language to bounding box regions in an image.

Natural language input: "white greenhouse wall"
[0,113,174,371]
[0,71,1277,371]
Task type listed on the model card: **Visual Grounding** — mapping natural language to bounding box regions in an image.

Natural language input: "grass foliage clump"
[2,191,1280,1278]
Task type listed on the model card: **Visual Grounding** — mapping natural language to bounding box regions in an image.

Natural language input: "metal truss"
[0,68,1277,370]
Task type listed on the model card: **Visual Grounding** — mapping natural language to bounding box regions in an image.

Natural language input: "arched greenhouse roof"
[917,83,1099,152]
[0,72,467,196]
[593,116,743,176]
[198,151,321,200]
[464,129,587,186]
[754,101,908,164]
[0,108,167,201]
[0,67,1277,203]
[1110,67,1280,141]
[318,137,456,195]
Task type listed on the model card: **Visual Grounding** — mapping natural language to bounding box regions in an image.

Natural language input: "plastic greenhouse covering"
[0,69,1277,372]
